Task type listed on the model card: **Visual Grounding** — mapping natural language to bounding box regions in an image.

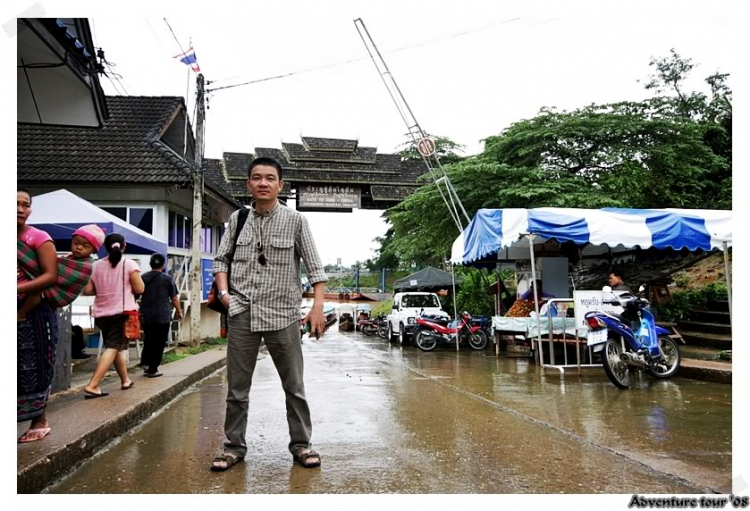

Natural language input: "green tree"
[364,226,400,270]
[386,51,731,266]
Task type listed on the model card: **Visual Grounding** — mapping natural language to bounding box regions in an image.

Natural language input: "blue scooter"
[585,287,681,389]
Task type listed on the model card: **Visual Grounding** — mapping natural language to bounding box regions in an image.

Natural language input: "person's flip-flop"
[84,390,110,399]
[121,381,135,390]
[144,372,163,378]
[18,427,51,443]
[293,450,322,468]
[210,453,244,472]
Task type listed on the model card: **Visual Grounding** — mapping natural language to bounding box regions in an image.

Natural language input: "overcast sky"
[61,2,739,266]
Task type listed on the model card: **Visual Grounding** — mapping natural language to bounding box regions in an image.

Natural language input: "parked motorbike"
[376,314,389,339]
[413,310,489,352]
[585,286,681,389]
[359,314,387,337]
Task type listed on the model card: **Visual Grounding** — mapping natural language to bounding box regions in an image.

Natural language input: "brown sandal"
[294,450,321,468]
[210,452,244,472]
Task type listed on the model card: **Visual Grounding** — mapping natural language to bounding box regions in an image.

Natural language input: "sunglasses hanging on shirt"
[255,212,268,266]
[257,241,267,266]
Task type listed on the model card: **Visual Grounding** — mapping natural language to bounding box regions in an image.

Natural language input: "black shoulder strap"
[227,208,250,263]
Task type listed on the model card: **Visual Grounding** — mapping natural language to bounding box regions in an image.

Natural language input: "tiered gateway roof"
[206,136,425,209]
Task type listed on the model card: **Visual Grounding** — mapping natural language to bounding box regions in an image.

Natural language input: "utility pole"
[189,73,205,347]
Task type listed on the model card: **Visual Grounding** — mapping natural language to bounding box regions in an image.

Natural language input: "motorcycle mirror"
[602,286,612,293]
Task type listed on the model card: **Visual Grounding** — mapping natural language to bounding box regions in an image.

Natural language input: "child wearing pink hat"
[17,224,105,321]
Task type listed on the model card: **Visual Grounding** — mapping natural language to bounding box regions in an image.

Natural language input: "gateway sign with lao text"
[298,185,361,212]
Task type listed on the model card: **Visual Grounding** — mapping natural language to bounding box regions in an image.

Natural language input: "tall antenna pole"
[354,18,470,233]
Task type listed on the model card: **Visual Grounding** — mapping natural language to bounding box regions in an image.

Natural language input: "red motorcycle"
[413,311,489,352]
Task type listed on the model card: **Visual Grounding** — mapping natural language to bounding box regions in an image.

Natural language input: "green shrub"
[673,273,691,287]
[653,283,728,321]
[162,352,187,364]
[372,300,392,317]
[717,350,732,361]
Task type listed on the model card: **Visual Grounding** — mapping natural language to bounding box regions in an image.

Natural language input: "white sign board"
[410,279,418,286]
[298,185,361,209]
[573,290,625,331]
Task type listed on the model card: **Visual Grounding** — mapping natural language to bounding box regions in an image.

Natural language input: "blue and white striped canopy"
[451,208,732,264]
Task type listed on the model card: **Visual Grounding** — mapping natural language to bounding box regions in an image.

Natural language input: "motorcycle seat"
[608,312,631,325]
[423,317,449,326]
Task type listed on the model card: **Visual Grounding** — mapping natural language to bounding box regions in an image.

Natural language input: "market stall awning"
[28,189,168,256]
[393,266,463,291]
[451,208,732,265]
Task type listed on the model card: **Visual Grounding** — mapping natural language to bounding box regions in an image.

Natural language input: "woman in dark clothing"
[17,188,59,443]
[140,254,182,377]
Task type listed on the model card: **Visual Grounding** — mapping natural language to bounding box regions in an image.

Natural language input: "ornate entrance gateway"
[206,136,425,211]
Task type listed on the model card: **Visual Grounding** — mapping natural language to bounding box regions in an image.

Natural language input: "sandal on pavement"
[84,390,110,399]
[293,450,321,468]
[210,452,244,472]
[144,372,163,378]
[121,381,135,390]
[18,427,51,443]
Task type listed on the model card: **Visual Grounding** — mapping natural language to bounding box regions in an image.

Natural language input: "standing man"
[608,270,633,293]
[140,254,183,378]
[211,157,328,472]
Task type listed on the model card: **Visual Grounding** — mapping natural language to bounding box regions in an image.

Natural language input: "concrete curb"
[677,363,732,385]
[17,352,227,494]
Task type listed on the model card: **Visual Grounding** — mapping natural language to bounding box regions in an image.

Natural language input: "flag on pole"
[173,46,200,73]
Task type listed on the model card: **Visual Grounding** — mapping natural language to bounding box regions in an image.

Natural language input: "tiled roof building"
[17,95,240,208]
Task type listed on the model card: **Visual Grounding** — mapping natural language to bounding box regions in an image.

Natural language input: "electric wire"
[207,16,534,92]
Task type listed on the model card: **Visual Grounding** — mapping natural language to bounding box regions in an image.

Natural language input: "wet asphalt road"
[49,310,731,494]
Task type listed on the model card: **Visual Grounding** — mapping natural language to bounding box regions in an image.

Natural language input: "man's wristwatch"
[218,290,229,299]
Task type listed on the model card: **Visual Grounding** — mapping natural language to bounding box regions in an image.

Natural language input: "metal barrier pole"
[575,328,582,376]
[548,312,555,366]
[723,241,732,325]
[528,235,543,366]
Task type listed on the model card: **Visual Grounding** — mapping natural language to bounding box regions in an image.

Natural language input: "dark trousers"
[141,322,171,373]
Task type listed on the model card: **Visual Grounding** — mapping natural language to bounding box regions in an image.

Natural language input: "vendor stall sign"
[573,290,624,331]
[298,185,361,211]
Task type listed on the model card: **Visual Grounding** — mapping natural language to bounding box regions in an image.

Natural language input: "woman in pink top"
[17,188,59,443]
[82,233,145,398]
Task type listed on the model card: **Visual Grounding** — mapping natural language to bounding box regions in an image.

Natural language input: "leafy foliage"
[454,268,496,317]
[652,283,728,322]
[381,51,731,268]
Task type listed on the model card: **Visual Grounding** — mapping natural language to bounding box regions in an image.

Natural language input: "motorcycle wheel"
[601,338,631,389]
[362,324,377,336]
[647,337,681,379]
[468,330,489,350]
[377,324,388,339]
[414,328,437,352]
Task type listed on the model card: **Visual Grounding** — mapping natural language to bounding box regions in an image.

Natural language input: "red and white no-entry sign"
[417,137,436,157]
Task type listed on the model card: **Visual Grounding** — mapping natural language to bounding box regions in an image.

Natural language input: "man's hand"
[175,310,183,321]
[302,305,326,339]
[221,294,230,310]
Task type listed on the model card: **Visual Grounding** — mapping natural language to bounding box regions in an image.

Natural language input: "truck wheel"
[399,324,409,346]
[387,322,397,342]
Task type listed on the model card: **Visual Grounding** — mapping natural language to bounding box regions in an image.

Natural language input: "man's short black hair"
[248,157,283,180]
[150,253,166,269]
[609,269,626,281]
